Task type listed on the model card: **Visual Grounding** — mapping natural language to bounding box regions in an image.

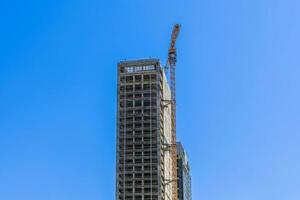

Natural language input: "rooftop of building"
[118,58,160,67]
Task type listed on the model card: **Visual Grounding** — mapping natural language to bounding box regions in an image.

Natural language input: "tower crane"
[168,23,180,114]
[168,23,181,200]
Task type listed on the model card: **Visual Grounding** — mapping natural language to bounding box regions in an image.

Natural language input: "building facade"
[177,142,191,200]
[116,59,174,200]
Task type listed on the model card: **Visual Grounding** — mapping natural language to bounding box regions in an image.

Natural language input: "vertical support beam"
[169,52,178,200]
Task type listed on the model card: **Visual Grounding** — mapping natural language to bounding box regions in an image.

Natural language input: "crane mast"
[169,24,180,105]
[168,24,180,200]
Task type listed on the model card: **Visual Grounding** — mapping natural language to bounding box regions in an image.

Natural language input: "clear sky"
[0,0,300,200]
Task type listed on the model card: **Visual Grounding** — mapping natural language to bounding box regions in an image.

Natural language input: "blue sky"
[0,0,300,200]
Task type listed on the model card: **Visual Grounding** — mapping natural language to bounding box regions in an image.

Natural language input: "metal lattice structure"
[168,24,181,200]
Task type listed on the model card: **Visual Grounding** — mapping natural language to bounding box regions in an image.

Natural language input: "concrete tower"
[116,59,173,200]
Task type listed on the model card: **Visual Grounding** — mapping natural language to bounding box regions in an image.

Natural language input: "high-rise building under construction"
[116,59,174,200]
[176,142,191,200]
